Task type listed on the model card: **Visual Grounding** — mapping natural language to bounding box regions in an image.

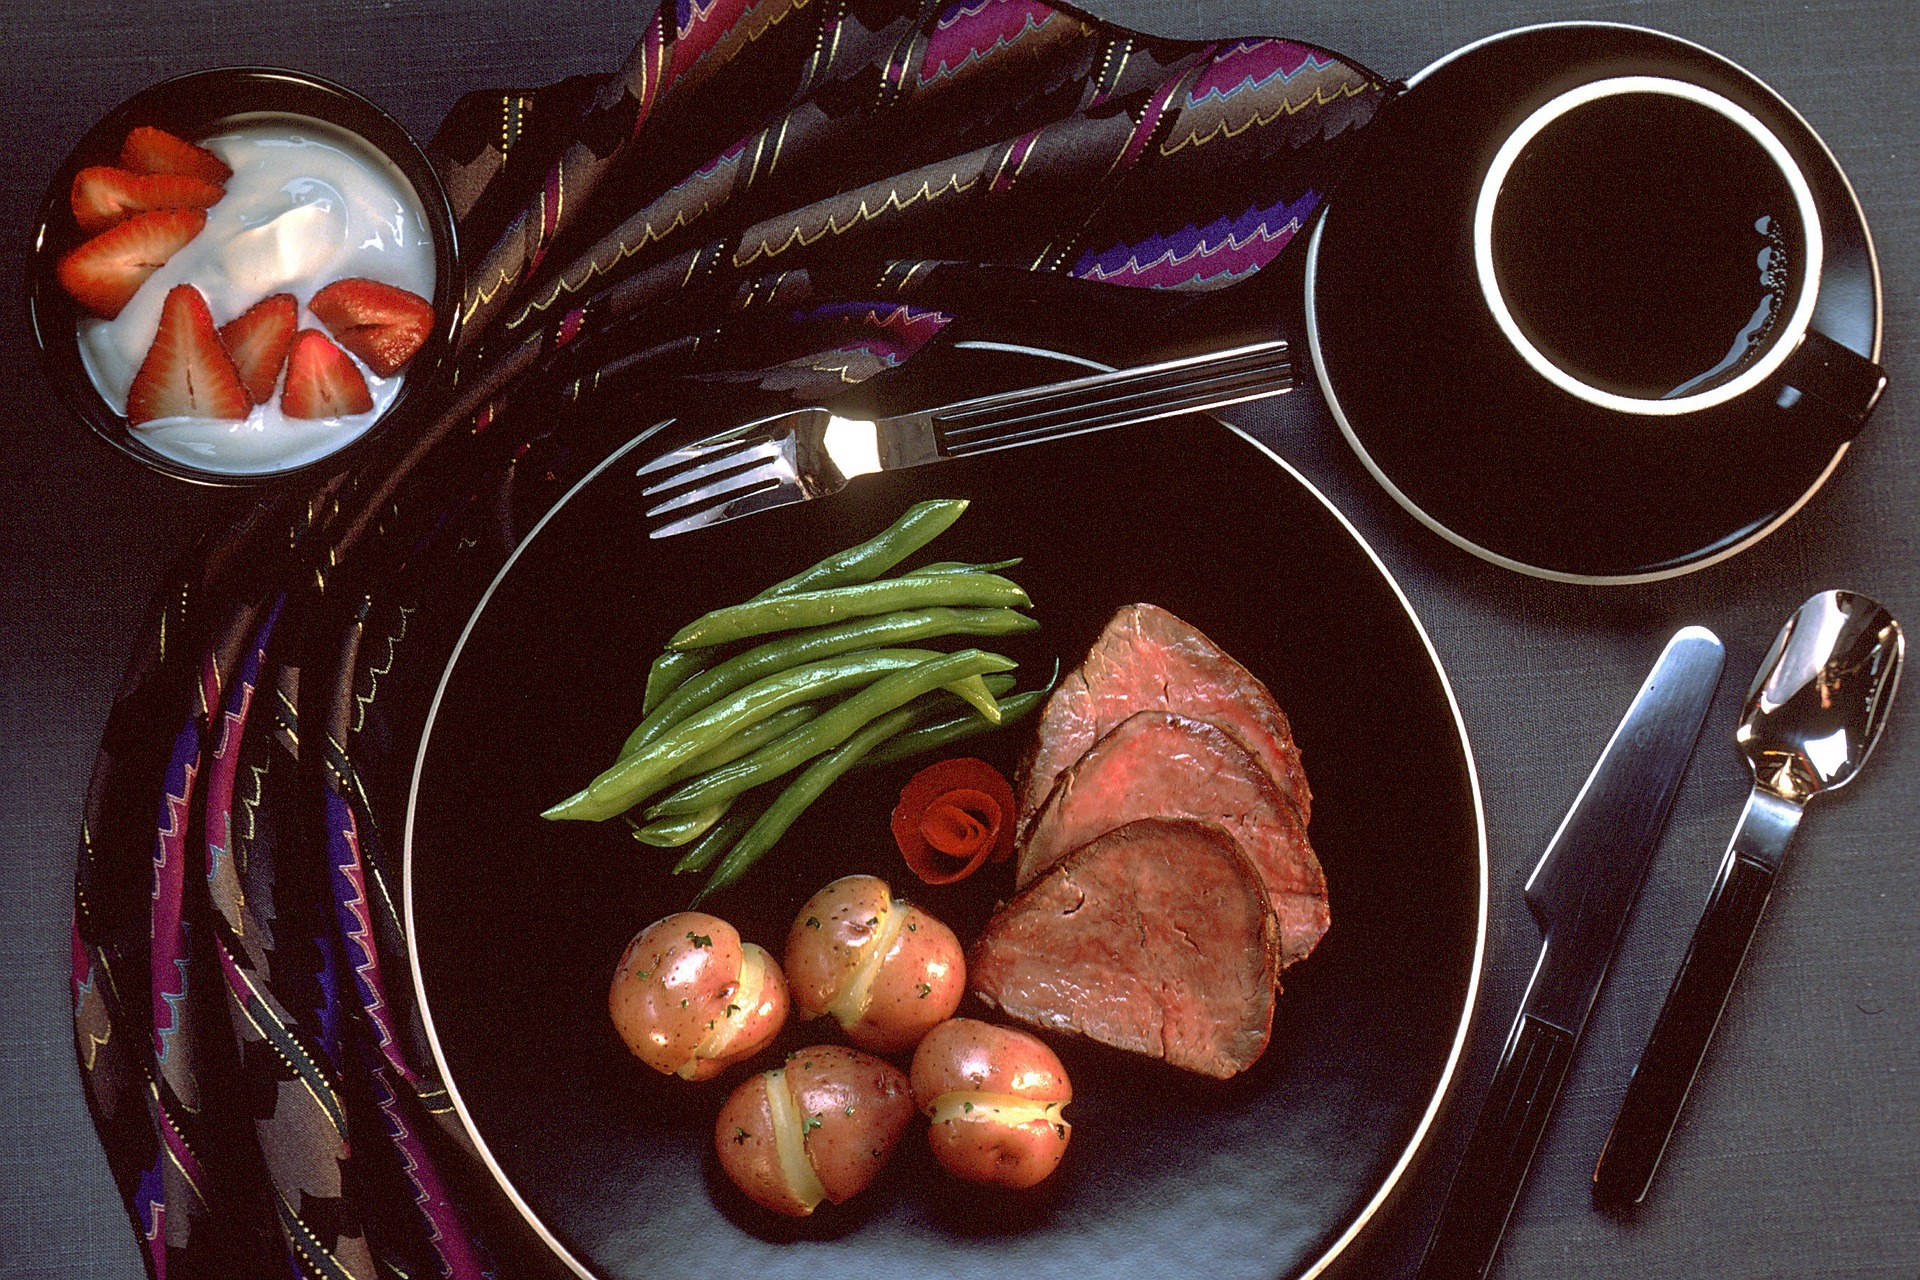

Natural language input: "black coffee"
[1488,90,1803,401]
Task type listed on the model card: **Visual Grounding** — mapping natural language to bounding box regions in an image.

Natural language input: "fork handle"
[899,340,1293,460]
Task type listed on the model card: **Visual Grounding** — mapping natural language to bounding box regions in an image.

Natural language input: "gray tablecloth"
[3,1,1914,1277]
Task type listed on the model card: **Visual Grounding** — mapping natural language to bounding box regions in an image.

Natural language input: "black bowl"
[26,67,461,488]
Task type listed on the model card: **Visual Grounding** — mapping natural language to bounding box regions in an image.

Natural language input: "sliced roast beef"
[1017,604,1310,837]
[969,817,1281,1079]
[1018,710,1329,967]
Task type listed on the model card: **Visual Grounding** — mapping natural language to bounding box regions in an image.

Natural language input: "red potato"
[609,911,788,1080]
[714,1045,915,1215]
[910,1018,1072,1188]
[785,874,965,1054]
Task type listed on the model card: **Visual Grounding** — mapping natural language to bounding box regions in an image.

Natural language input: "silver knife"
[1415,625,1725,1280]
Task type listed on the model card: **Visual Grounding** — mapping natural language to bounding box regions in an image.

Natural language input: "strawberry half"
[56,207,206,319]
[120,125,233,186]
[282,330,373,419]
[126,284,252,426]
[218,293,298,404]
[309,277,435,377]
[71,166,224,235]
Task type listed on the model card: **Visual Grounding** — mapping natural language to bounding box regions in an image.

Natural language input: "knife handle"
[1592,793,1796,1207]
[1417,1014,1576,1280]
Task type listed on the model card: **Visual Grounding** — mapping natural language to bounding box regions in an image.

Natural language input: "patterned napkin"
[69,2,1392,1275]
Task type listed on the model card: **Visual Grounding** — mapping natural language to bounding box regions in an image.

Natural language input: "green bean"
[666,574,1028,651]
[632,800,731,847]
[907,558,1023,576]
[642,650,708,716]
[653,669,994,777]
[646,649,1016,816]
[672,798,767,875]
[637,500,971,714]
[658,672,1019,805]
[858,684,1050,767]
[942,673,1004,724]
[916,670,1019,710]
[975,671,1020,700]
[691,702,928,904]
[621,607,1037,755]
[659,670,1012,780]
[672,675,1021,898]
[759,498,968,598]
[542,648,947,822]
[655,702,818,782]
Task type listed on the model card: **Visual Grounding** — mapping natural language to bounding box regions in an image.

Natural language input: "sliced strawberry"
[218,293,298,404]
[56,208,206,319]
[309,277,435,377]
[71,166,224,234]
[120,125,233,186]
[126,284,252,426]
[282,330,373,419]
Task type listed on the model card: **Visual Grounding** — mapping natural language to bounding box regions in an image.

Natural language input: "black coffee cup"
[1470,75,1883,427]
[1305,23,1889,583]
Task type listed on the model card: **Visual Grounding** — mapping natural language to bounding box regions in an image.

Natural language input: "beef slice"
[1017,604,1310,837]
[969,817,1281,1079]
[1019,710,1328,968]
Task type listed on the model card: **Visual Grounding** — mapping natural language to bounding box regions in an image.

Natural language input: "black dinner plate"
[1306,22,1882,583]
[404,354,1486,1280]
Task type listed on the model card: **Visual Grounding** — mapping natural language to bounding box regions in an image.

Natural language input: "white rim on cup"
[1472,75,1824,417]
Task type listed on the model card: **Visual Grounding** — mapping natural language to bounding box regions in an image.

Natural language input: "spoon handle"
[1592,786,1803,1206]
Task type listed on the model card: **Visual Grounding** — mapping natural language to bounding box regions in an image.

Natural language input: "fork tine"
[638,438,785,500]
[644,456,793,520]
[649,470,801,539]
[633,424,764,480]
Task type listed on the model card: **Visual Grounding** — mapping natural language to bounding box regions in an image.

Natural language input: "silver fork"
[635,339,1293,537]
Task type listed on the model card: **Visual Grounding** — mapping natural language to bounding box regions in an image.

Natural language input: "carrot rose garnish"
[891,758,1016,884]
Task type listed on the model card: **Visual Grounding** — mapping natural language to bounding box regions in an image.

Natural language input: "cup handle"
[1775,328,1887,440]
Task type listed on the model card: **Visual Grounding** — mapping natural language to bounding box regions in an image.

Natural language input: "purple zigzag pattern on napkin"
[706,300,959,389]
[147,709,215,1276]
[198,600,373,1280]
[135,1160,168,1280]
[201,602,275,920]
[696,136,750,179]
[789,301,952,356]
[150,722,199,1066]
[672,0,761,81]
[1185,37,1334,106]
[70,924,107,1066]
[303,906,347,1094]
[919,0,1059,87]
[1109,53,1198,175]
[1070,188,1322,288]
[328,789,492,1280]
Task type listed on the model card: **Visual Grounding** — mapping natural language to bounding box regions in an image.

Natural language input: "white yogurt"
[78,113,437,475]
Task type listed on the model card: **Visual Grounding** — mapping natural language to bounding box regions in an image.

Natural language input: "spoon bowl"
[1737,590,1904,803]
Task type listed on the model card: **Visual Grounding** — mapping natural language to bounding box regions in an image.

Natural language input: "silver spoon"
[1592,589,1904,1206]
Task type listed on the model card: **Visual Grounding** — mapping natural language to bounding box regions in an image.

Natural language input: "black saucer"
[1305,22,1881,582]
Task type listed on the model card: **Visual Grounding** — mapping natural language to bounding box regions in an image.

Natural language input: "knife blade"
[1415,625,1725,1280]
